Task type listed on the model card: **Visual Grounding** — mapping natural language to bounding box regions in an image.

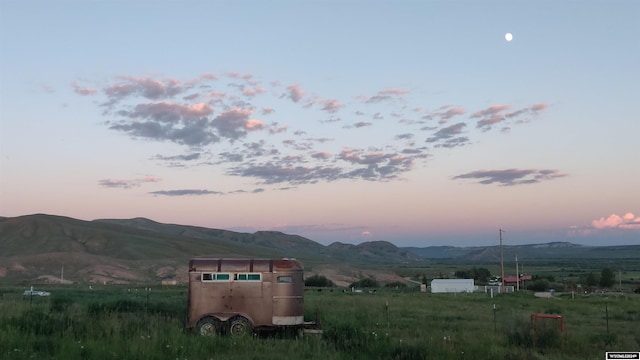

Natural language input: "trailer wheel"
[228,316,252,337]
[196,317,222,337]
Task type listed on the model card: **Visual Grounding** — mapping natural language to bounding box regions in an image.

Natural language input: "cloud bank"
[592,212,640,230]
[75,71,555,193]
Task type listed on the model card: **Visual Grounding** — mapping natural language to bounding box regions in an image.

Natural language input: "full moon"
[505,33,513,42]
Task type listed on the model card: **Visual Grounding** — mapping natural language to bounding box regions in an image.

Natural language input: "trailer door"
[272,272,304,325]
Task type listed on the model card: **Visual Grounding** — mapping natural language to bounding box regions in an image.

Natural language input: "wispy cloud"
[359,88,409,104]
[149,189,223,196]
[99,176,162,189]
[71,81,97,96]
[422,105,466,124]
[426,122,469,148]
[152,153,201,162]
[472,103,548,131]
[452,169,568,186]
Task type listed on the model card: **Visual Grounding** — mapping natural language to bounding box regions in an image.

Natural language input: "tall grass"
[1,285,638,359]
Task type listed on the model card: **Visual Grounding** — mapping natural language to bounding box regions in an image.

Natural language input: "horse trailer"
[187,258,318,336]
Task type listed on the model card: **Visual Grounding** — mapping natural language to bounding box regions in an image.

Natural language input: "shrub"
[305,274,335,287]
[528,279,549,292]
[349,278,380,289]
[599,268,615,288]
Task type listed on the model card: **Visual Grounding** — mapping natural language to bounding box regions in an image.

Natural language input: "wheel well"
[196,313,255,328]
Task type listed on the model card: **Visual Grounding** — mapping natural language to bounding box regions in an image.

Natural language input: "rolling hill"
[1,214,638,285]
[0,214,419,285]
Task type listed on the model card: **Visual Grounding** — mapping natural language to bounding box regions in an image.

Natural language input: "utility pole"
[619,269,622,293]
[516,254,519,291]
[500,229,505,292]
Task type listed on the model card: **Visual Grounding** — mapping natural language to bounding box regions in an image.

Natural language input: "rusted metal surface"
[187,258,306,331]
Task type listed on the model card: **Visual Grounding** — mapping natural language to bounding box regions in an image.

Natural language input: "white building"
[430,279,475,293]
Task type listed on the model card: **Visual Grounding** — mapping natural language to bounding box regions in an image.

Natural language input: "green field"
[1,284,638,360]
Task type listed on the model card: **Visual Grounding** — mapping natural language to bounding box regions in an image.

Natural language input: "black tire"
[228,316,252,337]
[196,317,221,337]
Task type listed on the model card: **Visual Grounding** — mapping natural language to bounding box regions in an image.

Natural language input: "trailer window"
[235,273,261,281]
[277,276,293,283]
[201,273,230,282]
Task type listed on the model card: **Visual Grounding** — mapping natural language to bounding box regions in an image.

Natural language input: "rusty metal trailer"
[187,258,319,337]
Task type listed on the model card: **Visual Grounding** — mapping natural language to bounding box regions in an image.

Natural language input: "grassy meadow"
[1,284,638,360]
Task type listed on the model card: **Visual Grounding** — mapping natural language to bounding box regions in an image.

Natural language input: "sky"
[1,1,639,247]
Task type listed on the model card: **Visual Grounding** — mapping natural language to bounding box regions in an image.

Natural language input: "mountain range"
[1,214,638,285]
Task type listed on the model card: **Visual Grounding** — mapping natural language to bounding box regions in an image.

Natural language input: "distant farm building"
[431,279,475,293]
[503,275,532,285]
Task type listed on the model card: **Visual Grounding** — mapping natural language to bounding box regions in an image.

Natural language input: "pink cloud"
[592,212,640,230]
[245,119,265,131]
[379,88,409,96]
[105,76,184,100]
[286,84,305,103]
[472,103,548,130]
[311,151,332,160]
[226,72,253,80]
[243,87,266,97]
[131,101,214,121]
[211,108,260,139]
[318,98,345,113]
[472,104,509,129]
[71,82,97,96]
[262,107,275,115]
[423,105,466,124]
[207,91,227,99]
[361,88,409,103]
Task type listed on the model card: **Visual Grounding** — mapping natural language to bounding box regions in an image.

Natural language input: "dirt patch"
[34,275,74,284]
[155,266,175,278]
[310,265,408,288]
[88,275,132,285]
[78,264,144,284]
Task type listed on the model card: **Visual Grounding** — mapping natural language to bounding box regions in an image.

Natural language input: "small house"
[431,279,475,293]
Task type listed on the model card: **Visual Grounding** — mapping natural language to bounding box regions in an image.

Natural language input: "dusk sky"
[1,1,638,247]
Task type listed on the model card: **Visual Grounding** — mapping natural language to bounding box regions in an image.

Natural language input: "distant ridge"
[1,214,639,284]
[404,241,640,261]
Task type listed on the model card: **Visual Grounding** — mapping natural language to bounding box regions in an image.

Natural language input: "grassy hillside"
[0,214,275,284]
[0,214,416,285]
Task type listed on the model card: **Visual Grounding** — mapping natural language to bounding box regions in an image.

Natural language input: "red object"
[530,313,564,332]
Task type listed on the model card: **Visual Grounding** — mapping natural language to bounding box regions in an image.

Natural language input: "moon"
[505,33,513,42]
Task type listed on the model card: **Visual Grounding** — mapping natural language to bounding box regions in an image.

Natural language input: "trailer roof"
[189,258,303,272]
